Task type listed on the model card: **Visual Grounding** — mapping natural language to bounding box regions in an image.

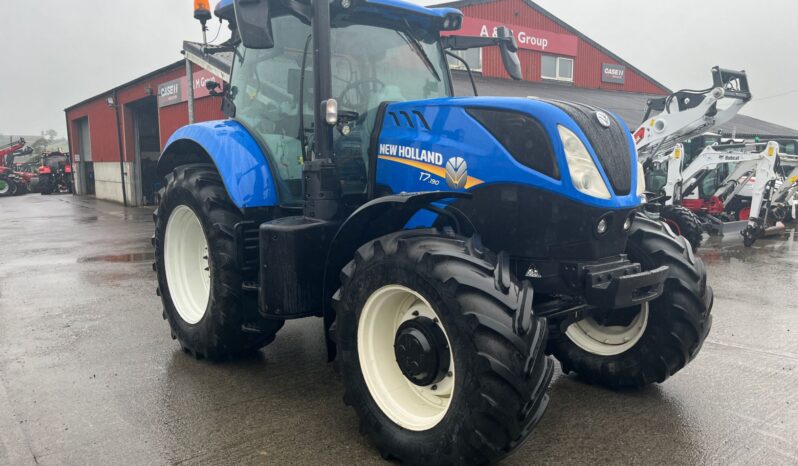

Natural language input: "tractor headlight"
[558,125,611,200]
[636,162,646,197]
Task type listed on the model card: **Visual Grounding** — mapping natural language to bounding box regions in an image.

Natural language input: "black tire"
[661,205,704,250]
[547,214,713,389]
[334,229,553,464]
[0,178,11,197]
[40,175,52,195]
[154,164,283,360]
[0,178,17,197]
[13,181,28,196]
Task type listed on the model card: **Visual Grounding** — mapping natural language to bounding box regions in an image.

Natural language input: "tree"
[45,129,58,142]
[31,138,49,154]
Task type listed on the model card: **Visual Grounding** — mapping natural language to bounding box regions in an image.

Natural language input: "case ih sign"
[452,17,578,56]
[602,63,626,84]
[158,69,223,107]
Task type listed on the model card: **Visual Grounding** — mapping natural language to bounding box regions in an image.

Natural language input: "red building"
[65,62,224,205]
[441,0,669,95]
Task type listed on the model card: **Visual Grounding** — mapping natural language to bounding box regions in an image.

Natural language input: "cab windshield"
[230,15,451,203]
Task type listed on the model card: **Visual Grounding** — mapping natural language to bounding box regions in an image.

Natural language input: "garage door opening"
[74,117,95,195]
[129,97,161,206]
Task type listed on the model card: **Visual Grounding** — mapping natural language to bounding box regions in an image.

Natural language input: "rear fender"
[158,120,279,208]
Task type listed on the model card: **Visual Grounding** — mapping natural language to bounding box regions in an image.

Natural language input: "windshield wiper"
[397,28,441,83]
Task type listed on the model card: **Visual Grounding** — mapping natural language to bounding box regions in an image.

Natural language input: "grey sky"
[1,0,796,138]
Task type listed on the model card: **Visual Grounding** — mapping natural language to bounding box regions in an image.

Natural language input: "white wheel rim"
[358,285,454,431]
[164,205,211,325]
[565,303,649,356]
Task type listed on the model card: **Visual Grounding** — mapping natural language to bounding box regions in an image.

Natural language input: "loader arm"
[0,138,27,166]
[634,67,751,161]
[744,143,780,225]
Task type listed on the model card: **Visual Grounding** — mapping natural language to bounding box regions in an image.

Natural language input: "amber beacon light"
[194,0,212,23]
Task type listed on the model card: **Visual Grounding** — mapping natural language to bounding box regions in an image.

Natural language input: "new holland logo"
[445,157,468,190]
[595,111,612,129]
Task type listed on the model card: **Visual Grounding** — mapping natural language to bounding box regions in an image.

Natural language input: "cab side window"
[231,15,312,203]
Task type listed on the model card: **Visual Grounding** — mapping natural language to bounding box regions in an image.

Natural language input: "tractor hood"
[373,96,642,211]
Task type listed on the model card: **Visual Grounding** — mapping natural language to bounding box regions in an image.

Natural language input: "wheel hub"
[394,317,449,386]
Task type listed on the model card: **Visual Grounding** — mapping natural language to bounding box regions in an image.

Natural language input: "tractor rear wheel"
[154,164,283,360]
[39,175,52,195]
[334,229,553,464]
[547,214,713,389]
[661,205,704,250]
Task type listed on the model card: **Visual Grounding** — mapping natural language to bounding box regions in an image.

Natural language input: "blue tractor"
[154,0,713,463]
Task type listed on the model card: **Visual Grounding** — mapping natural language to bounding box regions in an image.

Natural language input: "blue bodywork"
[162,120,279,208]
[161,97,642,210]
[376,97,641,210]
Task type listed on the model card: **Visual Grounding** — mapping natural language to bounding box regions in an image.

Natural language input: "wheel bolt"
[447,371,452,377]
[431,384,437,391]
[412,310,419,316]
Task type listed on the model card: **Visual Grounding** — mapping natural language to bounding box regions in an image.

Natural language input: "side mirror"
[233,0,274,49]
[496,27,522,80]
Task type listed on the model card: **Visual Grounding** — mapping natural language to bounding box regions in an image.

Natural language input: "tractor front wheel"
[335,229,553,464]
[154,164,283,360]
[547,214,713,389]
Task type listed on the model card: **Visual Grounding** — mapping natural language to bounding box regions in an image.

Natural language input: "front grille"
[544,100,632,195]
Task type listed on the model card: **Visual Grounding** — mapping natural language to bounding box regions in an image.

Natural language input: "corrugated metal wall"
[159,96,224,150]
[460,0,668,95]
[66,98,119,163]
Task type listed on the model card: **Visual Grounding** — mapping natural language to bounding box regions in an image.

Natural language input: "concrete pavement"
[1,194,796,465]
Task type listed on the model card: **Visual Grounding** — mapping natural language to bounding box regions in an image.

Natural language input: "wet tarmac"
[1,195,796,465]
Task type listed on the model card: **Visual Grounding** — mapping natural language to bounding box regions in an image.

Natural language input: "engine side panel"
[159,120,279,208]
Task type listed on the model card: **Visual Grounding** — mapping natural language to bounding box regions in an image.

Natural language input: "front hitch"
[522,254,668,312]
[583,262,668,310]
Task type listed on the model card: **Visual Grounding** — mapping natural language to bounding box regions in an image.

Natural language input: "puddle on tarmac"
[78,252,155,263]
[75,216,99,224]
[698,227,798,264]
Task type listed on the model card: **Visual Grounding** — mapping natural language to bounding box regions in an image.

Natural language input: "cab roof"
[214,0,462,32]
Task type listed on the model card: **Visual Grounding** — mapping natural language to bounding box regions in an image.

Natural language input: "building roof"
[452,72,798,139]
[436,0,671,94]
[64,60,184,112]
[713,114,798,140]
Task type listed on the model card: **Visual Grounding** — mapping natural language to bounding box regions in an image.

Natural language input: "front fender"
[322,191,470,360]
[159,120,279,208]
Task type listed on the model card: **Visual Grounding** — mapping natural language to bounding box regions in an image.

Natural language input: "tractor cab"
[207,0,520,207]
[225,7,452,202]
